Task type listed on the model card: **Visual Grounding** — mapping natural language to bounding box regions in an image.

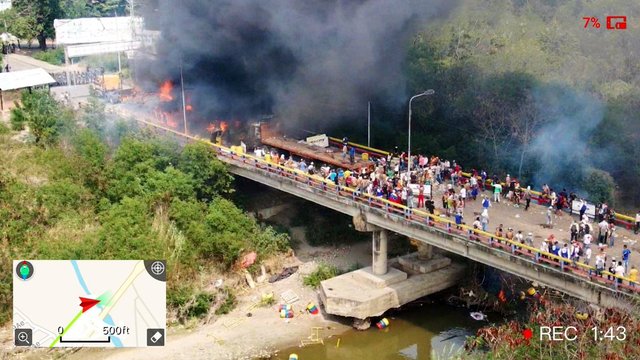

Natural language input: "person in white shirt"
[583,233,592,249]
[584,247,592,266]
[595,253,605,276]
[540,240,549,257]
[615,261,625,284]
[598,219,609,245]
[635,211,640,234]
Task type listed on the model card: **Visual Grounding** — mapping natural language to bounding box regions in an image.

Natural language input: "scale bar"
[60,336,111,343]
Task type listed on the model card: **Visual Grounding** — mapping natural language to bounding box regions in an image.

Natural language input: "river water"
[273,303,485,360]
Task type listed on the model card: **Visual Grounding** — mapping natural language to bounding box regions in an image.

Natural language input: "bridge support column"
[417,242,433,260]
[372,229,388,275]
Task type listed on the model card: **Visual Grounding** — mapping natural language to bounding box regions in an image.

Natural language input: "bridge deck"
[125,117,640,308]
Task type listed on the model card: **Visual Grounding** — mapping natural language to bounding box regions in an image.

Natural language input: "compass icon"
[15,261,34,281]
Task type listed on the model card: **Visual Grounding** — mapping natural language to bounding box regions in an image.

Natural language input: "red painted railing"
[130,118,640,295]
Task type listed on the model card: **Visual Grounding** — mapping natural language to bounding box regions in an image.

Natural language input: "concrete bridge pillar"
[372,229,389,275]
[416,242,433,260]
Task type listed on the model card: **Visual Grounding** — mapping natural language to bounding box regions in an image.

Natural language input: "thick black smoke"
[140,0,455,130]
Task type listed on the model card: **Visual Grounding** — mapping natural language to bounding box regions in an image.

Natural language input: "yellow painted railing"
[133,118,638,293]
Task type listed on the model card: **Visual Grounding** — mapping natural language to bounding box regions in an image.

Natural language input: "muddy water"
[273,303,485,360]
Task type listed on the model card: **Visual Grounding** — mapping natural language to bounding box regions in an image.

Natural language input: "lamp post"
[407,89,435,185]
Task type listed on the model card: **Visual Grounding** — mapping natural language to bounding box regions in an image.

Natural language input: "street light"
[407,89,435,185]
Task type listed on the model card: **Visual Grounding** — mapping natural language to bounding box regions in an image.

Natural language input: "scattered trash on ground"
[376,318,390,329]
[269,266,299,283]
[470,312,487,321]
[280,289,300,304]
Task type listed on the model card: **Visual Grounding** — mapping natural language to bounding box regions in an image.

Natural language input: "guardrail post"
[614,278,618,289]
[488,237,493,246]
[535,252,540,263]
[447,222,451,233]
[511,243,516,254]
[560,259,564,271]
[385,202,389,213]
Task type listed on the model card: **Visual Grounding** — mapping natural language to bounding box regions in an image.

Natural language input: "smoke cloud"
[140,0,455,130]
[527,85,604,193]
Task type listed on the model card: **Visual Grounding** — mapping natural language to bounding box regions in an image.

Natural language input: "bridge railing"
[457,171,636,229]
[219,149,638,294]
[131,118,639,295]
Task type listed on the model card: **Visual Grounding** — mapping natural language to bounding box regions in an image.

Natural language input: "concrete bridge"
[129,118,639,313]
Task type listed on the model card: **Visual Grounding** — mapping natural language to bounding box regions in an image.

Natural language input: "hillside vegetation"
[0,94,291,325]
[338,0,640,208]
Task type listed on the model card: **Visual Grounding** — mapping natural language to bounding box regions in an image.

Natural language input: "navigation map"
[13,260,166,348]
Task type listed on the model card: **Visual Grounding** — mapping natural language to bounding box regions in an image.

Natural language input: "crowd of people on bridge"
[250,141,638,289]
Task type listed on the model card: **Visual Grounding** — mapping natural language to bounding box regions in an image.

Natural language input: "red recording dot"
[523,328,533,340]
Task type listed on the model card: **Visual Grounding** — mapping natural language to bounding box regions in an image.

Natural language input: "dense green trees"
[0,97,291,324]
[11,0,62,49]
[398,0,640,207]
[10,90,72,145]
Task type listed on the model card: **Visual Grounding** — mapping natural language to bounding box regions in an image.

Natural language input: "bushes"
[0,123,291,325]
[10,90,71,145]
[584,168,616,205]
[32,48,65,65]
[303,263,340,288]
[178,142,234,201]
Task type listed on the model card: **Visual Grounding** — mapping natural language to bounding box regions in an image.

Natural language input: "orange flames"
[207,121,229,133]
[159,80,174,101]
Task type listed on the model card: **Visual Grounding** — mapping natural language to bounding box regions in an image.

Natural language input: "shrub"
[584,168,616,205]
[0,122,9,134]
[214,288,236,315]
[303,263,339,288]
[32,48,65,65]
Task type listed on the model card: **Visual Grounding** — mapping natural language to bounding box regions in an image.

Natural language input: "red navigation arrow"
[79,297,101,313]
